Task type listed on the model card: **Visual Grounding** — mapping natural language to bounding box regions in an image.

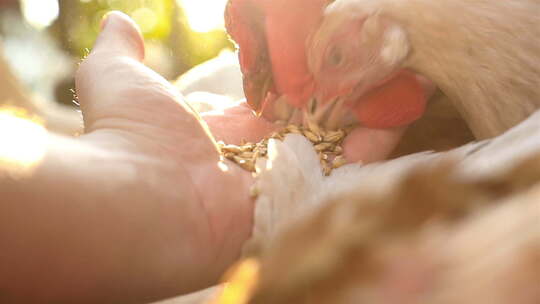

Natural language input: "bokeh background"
[0,0,233,108]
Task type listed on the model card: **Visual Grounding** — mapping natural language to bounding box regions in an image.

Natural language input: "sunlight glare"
[0,109,47,175]
[178,0,228,33]
[21,0,59,30]
[209,258,260,304]
[131,7,159,34]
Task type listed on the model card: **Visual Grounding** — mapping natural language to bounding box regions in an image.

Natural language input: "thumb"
[76,11,197,135]
[76,11,149,130]
[75,11,217,159]
[93,11,145,61]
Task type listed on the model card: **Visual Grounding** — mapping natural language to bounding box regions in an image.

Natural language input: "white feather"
[250,110,540,244]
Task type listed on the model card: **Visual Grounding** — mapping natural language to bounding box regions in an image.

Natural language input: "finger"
[76,11,147,129]
[93,11,145,61]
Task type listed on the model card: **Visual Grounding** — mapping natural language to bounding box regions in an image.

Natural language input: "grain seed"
[219,124,349,179]
[333,155,347,169]
[315,142,334,152]
[222,145,242,154]
[286,125,302,134]
[324,130,345,143]
[304,130,321,143]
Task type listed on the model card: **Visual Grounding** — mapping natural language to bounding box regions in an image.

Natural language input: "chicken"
[308,0,540,139]
[244,167,540,304]
[246,109,540,247]
[200,2,540,302]
[224,0,430,130]
[209,110,540,304]
[225,0,449,164]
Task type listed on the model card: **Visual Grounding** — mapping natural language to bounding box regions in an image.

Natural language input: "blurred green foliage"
[61,0,174,57]
[53,0,233,76]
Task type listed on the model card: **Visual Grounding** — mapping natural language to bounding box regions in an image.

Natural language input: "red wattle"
[352,70,427,129]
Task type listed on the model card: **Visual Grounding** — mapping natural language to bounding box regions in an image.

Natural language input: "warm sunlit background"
[0,0,233,107]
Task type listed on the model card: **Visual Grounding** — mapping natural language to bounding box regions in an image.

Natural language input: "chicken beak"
[243,74,274,116]
[315,85,354,109]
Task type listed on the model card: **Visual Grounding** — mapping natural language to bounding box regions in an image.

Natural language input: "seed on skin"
[304,130,321,143]
[324,130,345,143]
[222,145,242,154]
[241,151,255,159]
[240,145,254,153]
[233,156,246,163]
[234,156,255,171]
[270,132,284,140]
[220,125,348,175]
[240,161,255,172]
[286,125,302,134]
[315,142,334,152]
[249,185,260,198]
[333,155,347,169]
[224,152,236,159]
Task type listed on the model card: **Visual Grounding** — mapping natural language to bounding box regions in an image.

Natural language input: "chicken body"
[234,110,540,304]
[310,0,540,139]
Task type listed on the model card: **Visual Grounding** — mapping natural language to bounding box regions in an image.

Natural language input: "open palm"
[74,11,277,302]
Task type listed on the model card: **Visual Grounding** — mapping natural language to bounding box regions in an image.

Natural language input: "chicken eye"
[327,47,345,68]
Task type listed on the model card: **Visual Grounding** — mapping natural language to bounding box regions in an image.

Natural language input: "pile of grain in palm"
[217,123,349,176]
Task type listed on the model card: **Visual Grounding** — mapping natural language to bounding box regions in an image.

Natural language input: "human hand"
[75,11,267,301]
